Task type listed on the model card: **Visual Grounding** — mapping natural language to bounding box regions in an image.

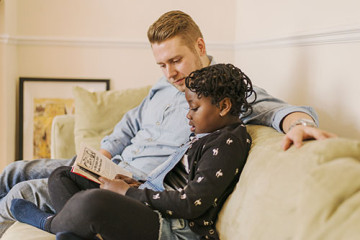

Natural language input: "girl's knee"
[72,189,115,211]
[48,166,72,184]
[66,189,109,219]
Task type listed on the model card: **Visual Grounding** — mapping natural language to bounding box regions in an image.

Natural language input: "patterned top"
[126,122,251,239]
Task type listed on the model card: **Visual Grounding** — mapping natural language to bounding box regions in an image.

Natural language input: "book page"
[72,144,132,184]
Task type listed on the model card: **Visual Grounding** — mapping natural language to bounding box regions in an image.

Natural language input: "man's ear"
[195,38,206,56]
[219,98,232,117]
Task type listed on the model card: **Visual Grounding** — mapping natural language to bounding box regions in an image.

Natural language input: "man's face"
[185,88,223,134]
[151,36,204,92]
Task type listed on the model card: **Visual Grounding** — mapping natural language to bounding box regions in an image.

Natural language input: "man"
[0,10,335,235]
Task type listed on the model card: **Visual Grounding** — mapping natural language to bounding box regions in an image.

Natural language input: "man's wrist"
[99,149,112,159]
[288,118,317,132]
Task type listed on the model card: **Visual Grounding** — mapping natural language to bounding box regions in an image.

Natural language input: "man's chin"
[173,83,186,92]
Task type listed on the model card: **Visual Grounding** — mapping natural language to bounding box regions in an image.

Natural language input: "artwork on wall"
[19,78,110,160]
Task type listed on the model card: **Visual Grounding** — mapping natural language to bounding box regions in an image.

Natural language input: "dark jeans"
[47,166,159,240]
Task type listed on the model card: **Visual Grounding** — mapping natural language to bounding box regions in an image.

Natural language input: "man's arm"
[241,85,318,131]
[281,112,337,150]
[242,86,336,150]
[99,90,151,158]
[281,112,315,133]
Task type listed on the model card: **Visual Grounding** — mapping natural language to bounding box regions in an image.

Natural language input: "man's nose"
[165,65,176,79]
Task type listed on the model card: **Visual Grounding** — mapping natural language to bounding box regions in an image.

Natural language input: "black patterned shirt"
[126,122,251,239]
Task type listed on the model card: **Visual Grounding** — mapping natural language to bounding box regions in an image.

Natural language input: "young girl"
[11,63,256,240]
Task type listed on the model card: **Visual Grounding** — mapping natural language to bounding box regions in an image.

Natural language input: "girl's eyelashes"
[184,106,199,111]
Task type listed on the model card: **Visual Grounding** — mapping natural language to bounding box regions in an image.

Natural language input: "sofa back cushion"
[73,86,151,154]
[216,124,360,240]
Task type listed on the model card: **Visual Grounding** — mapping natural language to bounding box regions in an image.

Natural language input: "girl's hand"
[114,174,142,188]
[99,177,130,195]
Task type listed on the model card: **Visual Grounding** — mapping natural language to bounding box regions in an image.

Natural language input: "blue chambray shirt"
[100,57,318,180]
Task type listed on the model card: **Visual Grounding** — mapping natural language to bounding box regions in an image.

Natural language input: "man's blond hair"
[147,10,203,50]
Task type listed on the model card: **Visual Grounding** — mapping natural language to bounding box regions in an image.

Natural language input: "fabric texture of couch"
[2,86,360,240]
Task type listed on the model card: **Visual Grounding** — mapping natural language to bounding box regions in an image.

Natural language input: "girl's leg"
[10,200,87,240]
[48,166,99,212]
[49,189,160,240]
[56,232,86,240]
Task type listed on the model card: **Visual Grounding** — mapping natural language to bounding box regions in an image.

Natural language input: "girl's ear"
[219,98,232,117]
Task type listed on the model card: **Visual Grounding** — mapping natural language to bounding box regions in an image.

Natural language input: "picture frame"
[19,78,110,160]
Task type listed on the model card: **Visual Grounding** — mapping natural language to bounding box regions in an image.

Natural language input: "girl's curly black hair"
[185,63,256,117]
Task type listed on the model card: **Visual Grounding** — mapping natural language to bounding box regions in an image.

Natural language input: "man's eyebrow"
[157,55,182,65]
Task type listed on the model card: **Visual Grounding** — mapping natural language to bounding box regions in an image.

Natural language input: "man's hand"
[282,125,337,150]
[99,149,112,159]
[99,177,130,195]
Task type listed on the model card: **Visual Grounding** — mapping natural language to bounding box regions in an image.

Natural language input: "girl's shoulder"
[196,122,251,150]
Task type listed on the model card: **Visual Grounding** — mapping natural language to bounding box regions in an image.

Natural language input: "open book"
[71,144,132,184]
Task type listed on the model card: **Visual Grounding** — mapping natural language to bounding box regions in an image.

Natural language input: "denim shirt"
[100,57,319,180]
[138,132,208,191]
[101,78,190,180]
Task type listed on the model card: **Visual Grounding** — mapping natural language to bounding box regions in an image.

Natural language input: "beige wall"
[0,0,236,171]
[235,0,360,140]
[15,0,236,90]
[1,0,359,171]
[0,0,18,171]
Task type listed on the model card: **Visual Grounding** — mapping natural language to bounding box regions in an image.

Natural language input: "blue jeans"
[159,216,200,240]
[0,157,74,224]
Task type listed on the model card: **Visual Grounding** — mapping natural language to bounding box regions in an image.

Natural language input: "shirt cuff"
[273,106,319,133]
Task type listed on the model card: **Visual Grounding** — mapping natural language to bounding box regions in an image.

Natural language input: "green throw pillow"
[73,85,151,154]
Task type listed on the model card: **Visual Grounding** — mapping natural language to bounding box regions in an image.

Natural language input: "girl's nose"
[186,111,192,120]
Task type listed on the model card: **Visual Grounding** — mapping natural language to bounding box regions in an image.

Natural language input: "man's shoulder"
[148,77,177,98]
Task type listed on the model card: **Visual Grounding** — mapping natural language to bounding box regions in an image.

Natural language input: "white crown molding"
[0,34,233,50]
[235,27,360,50]
[1,26,360,50]
[0,35,150,48]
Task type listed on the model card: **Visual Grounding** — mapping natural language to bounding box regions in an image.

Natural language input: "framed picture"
[19,78,110,160]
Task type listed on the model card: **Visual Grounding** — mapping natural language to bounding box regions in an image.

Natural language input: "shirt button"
[189,221,194,227]
[156,121,160,125]
[147,138,153,142]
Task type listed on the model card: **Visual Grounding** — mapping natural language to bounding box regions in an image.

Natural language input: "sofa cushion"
[50,115,76,159]
[73,86,151,154]
[216,124,360,240]
[3,125,360,239]
[1,221,55,240]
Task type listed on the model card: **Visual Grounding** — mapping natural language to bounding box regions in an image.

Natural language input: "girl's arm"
[126,132,249,219]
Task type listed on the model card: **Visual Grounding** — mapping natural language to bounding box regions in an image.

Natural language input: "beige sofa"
[2,86,360,240]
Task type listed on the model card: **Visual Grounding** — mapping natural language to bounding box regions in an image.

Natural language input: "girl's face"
[185,88,224,134]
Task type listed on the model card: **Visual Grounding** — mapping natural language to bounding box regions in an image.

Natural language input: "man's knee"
[0,181,38,221]
[8,180,45,201]
[0,179,51,223]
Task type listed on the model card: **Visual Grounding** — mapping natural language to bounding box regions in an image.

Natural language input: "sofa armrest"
[51,115,76,159]
[1,222,55,240]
